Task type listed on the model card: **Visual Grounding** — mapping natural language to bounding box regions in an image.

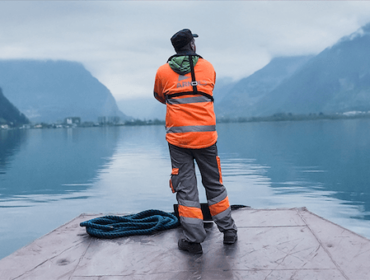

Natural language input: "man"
[154,29,237,254]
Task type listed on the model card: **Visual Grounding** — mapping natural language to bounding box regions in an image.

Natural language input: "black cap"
[170,29,198,50]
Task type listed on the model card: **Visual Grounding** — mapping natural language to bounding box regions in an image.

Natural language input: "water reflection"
[218,120,370,210]
[0,128,120,201]
[217,120,370,237]
[1,120,370,259]
[0,130,27,175]
[0,127,122,258]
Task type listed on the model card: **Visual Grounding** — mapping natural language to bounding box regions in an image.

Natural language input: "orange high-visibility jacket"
[154,56,217,149]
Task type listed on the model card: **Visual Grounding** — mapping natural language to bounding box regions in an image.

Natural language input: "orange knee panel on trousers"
[178,205,204,219]
[209,196,230,217]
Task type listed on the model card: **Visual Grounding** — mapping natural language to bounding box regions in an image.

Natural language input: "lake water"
[1,119,370,259]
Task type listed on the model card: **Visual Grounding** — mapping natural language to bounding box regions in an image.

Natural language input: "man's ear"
[190,41,196,52]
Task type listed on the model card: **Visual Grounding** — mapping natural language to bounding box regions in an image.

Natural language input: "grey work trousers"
[169,142,237,243]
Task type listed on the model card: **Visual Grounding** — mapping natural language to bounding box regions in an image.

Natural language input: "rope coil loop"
[80,210,180,239]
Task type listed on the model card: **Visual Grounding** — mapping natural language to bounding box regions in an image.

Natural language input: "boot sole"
[178,240,203,254]
[223,236,238,245]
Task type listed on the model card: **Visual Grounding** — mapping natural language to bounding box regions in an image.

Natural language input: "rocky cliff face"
[0,87,29,126]
[0,60,129,123]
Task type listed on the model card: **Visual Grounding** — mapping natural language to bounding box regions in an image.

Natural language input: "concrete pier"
[1,208,370,279]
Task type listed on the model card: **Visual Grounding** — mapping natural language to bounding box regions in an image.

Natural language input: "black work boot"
[223,229,237,244]
[178,239,203,254]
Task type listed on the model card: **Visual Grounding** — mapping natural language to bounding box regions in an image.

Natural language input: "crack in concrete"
[12,239,89,280]
[298,211,350,280]
[68,238,93,280]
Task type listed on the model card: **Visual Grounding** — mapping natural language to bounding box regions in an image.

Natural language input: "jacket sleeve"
[153,69,166,104]
[214,71,216,89]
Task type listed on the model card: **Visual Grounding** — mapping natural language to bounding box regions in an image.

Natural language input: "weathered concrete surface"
[1,208,370,280]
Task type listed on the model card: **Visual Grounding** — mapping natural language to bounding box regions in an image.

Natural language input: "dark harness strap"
[166,91,214,102]
[188,55,198,94]
[165,54,214,103]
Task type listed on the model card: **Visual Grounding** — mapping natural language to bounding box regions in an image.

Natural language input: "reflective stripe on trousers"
[208,191,236,232]
[169,143,237,243]
[177,200,205,243]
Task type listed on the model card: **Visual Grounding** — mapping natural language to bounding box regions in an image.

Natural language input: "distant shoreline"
[216,112,370,124]
[2,113,370,130]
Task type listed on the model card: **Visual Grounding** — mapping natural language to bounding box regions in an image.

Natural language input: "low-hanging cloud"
[1,1,370,101]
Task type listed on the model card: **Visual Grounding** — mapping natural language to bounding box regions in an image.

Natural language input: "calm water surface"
[1,119,370,259]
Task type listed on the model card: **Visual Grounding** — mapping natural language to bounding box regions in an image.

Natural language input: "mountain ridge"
[0,59,129,123]
[0,87,29,126]
[215,55,314,118]
[252,22,370,116]
[215,22,370,118]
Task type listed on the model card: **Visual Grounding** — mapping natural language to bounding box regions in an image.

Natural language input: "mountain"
[117,98,165,120]
[0,60,129,123]
[215,56,313,118]
[213,77,237,102]
[116,57,312,121]
[252,23,370,116]
[0,87,29,126]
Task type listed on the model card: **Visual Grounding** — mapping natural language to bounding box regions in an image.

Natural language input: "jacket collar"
[167,51,202,62]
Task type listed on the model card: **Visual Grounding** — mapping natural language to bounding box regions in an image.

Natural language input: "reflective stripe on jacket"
[154,57,218,149]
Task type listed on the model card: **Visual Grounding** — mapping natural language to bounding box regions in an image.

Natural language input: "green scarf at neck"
[168,56,199,75]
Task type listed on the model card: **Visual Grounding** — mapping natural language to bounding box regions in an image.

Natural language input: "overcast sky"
[1,1,370,101]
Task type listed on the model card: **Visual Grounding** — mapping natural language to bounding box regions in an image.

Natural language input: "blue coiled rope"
[80,209,179,239]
